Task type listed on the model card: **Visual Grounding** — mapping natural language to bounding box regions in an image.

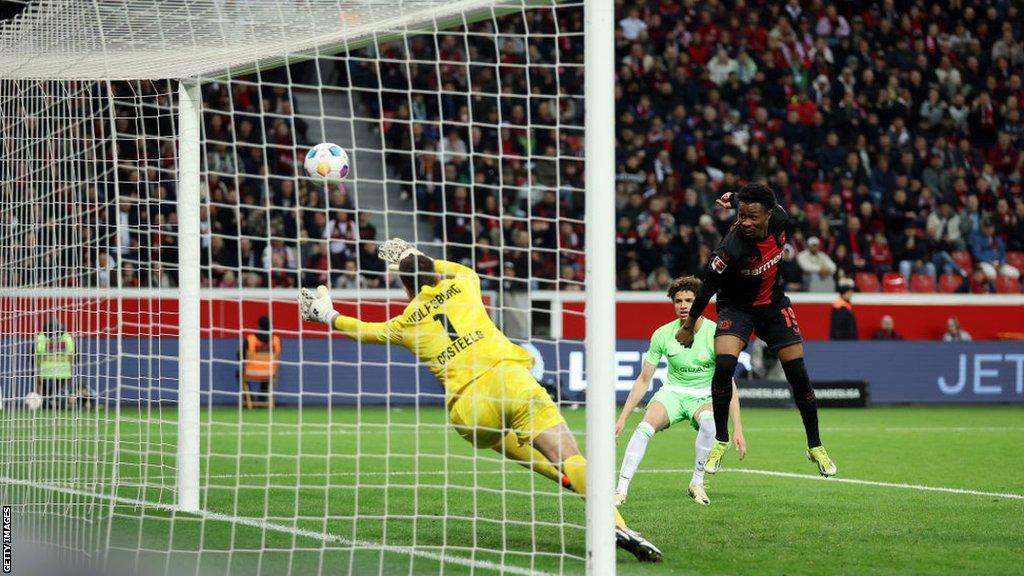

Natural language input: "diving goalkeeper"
[299,238,662,563]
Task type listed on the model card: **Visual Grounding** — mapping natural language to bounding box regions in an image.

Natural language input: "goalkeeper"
[300,239,662,563]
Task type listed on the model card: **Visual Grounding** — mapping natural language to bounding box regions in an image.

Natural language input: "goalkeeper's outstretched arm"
[300,238,475,342]
[299,286,402,344]
[432,258,480,290]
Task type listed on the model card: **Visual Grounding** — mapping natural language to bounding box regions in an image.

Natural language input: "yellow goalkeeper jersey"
[332,259,534,395]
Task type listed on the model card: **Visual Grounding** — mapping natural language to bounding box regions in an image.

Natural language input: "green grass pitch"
[8,405,1024,575]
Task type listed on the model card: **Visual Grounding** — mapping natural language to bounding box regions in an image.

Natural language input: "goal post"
[176,79,201,514]
[0,1,618,574]
[583,0,616,571]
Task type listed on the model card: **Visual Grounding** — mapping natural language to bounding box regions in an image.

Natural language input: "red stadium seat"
[909,273,936,293]
[855,272,881,293]
[938,273,963,293]
[951,250,973,273]
[995,276,1022,294]
[1007,251,1024,272]
[881,272,908,293]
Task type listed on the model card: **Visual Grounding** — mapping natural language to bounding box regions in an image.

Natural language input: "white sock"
[617,421,655,494]
[692,414,715,486]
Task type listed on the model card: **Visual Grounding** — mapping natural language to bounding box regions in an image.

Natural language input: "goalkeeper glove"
[299,286,339,325]
[377,238,425,271]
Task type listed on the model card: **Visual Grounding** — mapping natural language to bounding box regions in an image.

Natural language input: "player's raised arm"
[433,258,476,279]
[677,254,725,346]
[377,237,424,271]
[379,237,480,290]
[299,286,403,344]
[717,190,788,225]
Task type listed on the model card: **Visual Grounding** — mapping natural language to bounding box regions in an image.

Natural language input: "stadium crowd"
[602,0,1024,291]
[609,0,1024,293]
[79,0,1024,296]
[363,0,1024,294]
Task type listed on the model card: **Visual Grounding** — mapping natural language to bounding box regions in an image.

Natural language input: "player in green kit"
[614,276,747,506]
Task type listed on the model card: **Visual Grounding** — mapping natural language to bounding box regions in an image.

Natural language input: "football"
[303,142,350,182]
[24,391,42,411]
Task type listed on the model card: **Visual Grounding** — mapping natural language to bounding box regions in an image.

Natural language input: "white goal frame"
[1,0,618,572]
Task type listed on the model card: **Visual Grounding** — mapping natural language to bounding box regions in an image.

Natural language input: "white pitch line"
[85,425,1024,440]
[118,467,1024,501]
[0,475,552,576]
[713,467,1024,500]
[741,424,1024,432]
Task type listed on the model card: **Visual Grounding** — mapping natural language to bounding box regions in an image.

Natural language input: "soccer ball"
[303,142,350,182]
[24,391,42,411]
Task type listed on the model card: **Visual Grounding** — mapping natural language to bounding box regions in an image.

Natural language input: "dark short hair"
[398,254,438,294]
[667,276,702,300]
[736,182,777,211]
[45,317,64,334]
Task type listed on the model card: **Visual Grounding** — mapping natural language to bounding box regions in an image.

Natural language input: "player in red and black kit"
[676,183,838,476]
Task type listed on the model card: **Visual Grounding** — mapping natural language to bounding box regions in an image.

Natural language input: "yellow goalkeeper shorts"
[447,361,565,449]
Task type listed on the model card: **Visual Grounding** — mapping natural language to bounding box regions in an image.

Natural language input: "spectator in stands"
[943,317,973,342]
[66,6,1024,295]
[831,243,857,281]
[120,263,141,288]
[750,338,785,381]
[618,7,647,41]
[896,224,936,283]
[869,233,894,275]
[968,265,994,294]
[871,316,903,341]
[696,214,722,252]
[797,237,837,292]
[636,196,675,244]
[707,47,737,86]
[970,219,1020,280]
[778,245,804,292]
[829,279,858,341]
[218,269,238,289]
[619,261,647,291]
[926,200,968,277]
[333,261,364,289]
[324,210,357,269]
[358,242,386,288]
[94,251,117,288]
[1011,201,1024,251]
[150,262,175,289]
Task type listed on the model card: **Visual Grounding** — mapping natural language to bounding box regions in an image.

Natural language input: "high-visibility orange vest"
[244,334,280,381]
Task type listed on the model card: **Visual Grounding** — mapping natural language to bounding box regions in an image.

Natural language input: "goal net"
[0,0,617,574]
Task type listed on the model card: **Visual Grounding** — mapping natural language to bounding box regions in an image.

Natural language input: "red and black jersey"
[690,204,791,319]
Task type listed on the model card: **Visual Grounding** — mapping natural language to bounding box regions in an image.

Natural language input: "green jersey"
[644,318,715,395]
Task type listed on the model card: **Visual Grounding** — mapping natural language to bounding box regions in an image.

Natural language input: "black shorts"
[715,296,803,352]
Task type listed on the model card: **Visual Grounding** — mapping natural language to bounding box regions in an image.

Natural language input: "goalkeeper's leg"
[532,422,662,562]
[493,431,570,490]
[479,365,661,561]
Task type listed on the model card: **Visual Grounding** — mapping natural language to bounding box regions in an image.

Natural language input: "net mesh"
[0,1,589,574]
[0,0,525,80]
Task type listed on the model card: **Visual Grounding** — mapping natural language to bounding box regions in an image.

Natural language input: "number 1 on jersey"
[433,313,459,343]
